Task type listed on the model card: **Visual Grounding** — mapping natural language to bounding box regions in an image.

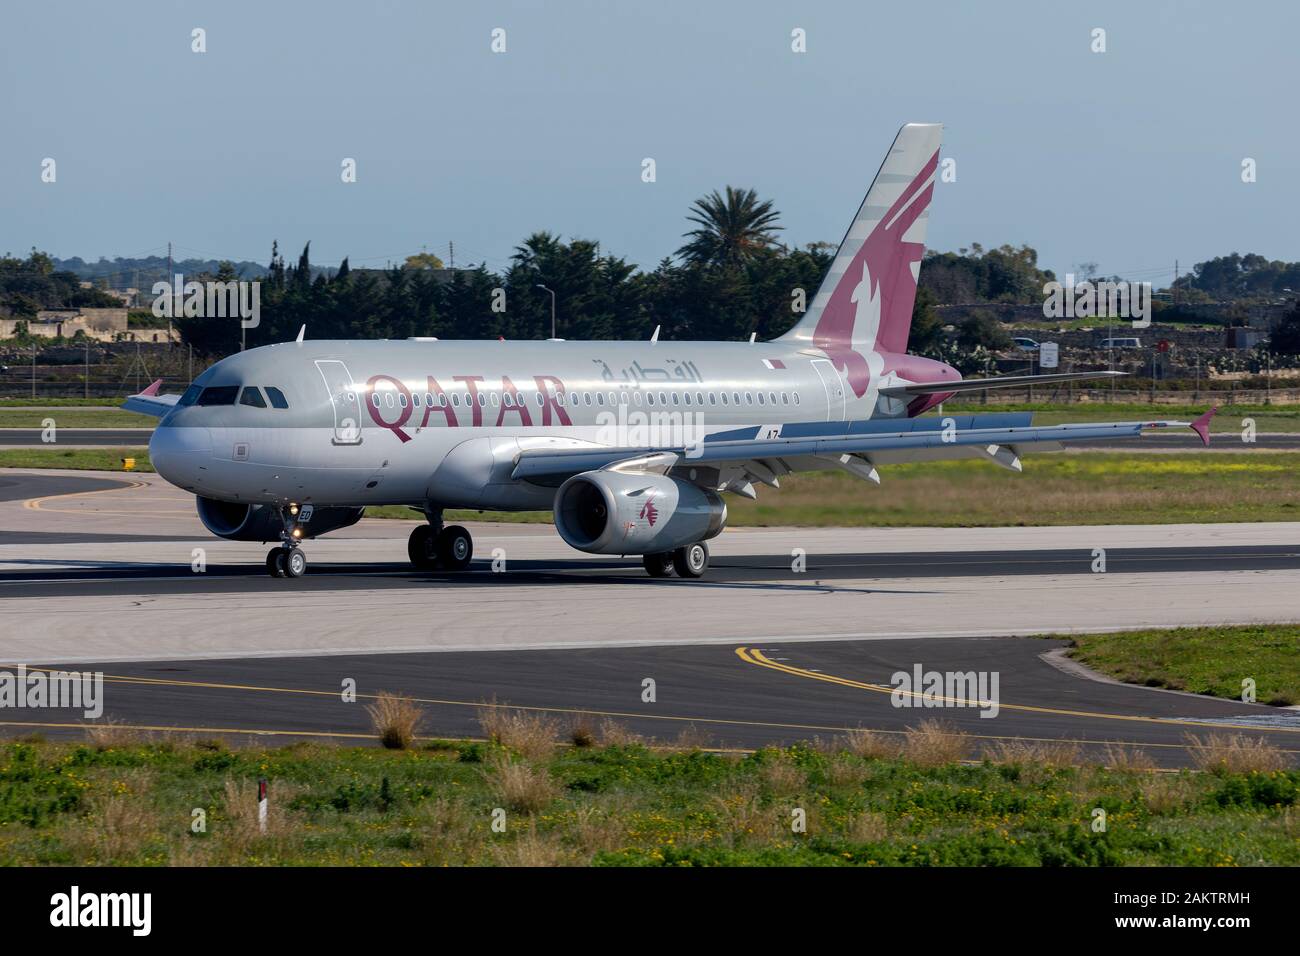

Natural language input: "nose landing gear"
[266,503,310,578]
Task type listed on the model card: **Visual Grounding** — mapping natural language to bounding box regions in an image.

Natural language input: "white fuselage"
[150,338,951,510]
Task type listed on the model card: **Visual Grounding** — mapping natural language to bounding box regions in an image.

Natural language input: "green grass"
[368,452,1300,527]
[0,447,152,472]
[725,452,1300,526]
[1066,626,1300,706]
[0,409,153,428]
[941,402,1300,433]
[0,398,133,407]
[4,449,1294,526]
[0,734,1295,866]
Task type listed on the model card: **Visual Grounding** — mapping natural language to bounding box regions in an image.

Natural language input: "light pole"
[536,284,556,339]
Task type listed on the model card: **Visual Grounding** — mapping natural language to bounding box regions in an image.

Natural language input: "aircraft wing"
[876,370,1125,397]
[511,409,1217,489]
[122,379,181,417]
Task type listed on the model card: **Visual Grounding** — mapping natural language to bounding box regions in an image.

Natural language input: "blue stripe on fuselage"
[703,412,1033,444]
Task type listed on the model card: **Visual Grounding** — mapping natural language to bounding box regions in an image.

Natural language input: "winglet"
[1190,406,1217,447]
[139,378,164,397]
[295,324,305,343]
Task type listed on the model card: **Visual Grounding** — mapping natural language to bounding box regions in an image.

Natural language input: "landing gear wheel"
[407,524,439,569]
[643,552,675,578]
[672,541,709,579]
[284,548,307,578]
[266,548,285,578]
[437,525,473,572]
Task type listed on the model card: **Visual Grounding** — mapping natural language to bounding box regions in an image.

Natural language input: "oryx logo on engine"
[639,496,659,527]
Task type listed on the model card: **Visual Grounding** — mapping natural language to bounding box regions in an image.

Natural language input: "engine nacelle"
[553,471,726,555]
[196,497,364,542]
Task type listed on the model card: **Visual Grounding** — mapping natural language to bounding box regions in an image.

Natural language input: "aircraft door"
[315,359,364,445]
[811,359,845,422]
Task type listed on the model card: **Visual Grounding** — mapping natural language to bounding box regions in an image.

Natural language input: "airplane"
[127,123,1215,580]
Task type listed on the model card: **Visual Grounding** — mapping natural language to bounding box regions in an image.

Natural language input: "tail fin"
[779,123,942,363]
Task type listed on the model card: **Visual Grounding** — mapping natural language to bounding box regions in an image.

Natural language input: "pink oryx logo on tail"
[813,148,938,398]
[639,496,659,527]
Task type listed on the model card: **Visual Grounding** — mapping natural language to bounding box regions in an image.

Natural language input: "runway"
[1,469,1298,766]
[0,428,152,446]
[6,639,1299,768]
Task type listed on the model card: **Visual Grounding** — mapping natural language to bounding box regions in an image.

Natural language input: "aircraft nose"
[149,423,211,489]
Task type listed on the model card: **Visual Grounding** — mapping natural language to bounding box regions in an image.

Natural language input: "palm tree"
[676,187,782,268]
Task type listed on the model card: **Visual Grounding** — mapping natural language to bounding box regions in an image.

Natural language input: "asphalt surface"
[0,428,152,446]
[2,471,1297,768]
[0,472,124,501]
[1,543,1297,598]
[6,638,1297,767]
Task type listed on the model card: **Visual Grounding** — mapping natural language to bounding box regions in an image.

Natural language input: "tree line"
[7,186,1300,359]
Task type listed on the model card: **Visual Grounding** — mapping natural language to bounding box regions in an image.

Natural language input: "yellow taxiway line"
[734,646,1300,736]
[9,660,1291,754]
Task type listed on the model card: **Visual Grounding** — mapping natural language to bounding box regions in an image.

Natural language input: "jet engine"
[553,471,726,555]
[196,496,364,542]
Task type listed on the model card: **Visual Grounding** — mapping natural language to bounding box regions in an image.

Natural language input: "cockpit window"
[196,385,239,406]
[178,384,202,407]
[265,386,289,409]
[240,387,267,408]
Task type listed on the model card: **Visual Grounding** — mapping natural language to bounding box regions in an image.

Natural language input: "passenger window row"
[368,388,803,411]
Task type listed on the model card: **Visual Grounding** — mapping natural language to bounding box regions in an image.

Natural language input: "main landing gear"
[642,541,709,579]
[266,503,310,578]
[407,510,473,572]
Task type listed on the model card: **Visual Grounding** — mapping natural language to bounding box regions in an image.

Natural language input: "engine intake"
[553,471,726,555]
[196,497,363,542]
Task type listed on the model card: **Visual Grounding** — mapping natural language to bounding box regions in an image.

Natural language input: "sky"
[1,0,1296,287]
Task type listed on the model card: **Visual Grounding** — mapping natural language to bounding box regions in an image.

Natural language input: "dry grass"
[824,755,870,788]
[478,705,560,761]
[1102,742,1158,772]
[841,727,902,760]
[596,718,644,748]
[1186,732,1287,773]
[485,753,558,814]
[83,719,152,750]
[569,803,628,855]
[411,798,477,865]
[59,771,158,862]
[365,692,422,750]
[193,777,302,864]
[901,720,968,767]
[668,723,712,752]
[568,714,597,748]
[223,778,291,836]
[1138,774,1198,813]
[844,810,890,843]
[711,784,782,848]
[490,824,575,866]
[989,738,1081,768]
[758,755,807,797]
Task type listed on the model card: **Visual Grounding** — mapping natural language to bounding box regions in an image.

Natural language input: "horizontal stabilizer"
[878,370,1126,397]
[122,380,181,417]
